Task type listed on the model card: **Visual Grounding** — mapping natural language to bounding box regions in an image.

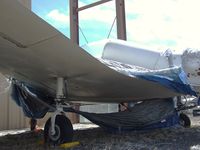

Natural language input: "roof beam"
[77,0,112,12]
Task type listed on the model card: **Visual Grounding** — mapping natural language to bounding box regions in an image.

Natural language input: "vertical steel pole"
[70,0,79,45]
[115,0,127,40]
[69,0,79,123]
[116,0,127,111]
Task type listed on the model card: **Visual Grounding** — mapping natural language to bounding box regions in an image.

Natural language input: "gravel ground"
[0,115,200,150]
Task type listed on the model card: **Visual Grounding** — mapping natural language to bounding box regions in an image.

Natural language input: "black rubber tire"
[44,115,73,145]
[179,113,191,128]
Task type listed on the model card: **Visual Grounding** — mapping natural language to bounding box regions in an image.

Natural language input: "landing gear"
[44,77,74,145]
[179,113,191,128]
[174,97,191,128]
[44,115,73,145]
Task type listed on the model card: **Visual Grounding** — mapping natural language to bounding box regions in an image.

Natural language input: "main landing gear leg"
[44,77,74,145]
[175,96,191,128]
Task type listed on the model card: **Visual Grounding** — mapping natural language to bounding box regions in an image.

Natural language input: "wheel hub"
[49,125,61,141]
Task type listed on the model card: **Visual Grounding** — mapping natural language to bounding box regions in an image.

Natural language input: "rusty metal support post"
[70,0,79,45]
[69,0,79,123]
[115,0,127,40]
[116,0,127,111]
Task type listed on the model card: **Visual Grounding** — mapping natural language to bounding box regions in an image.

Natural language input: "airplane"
[0,0,199,145]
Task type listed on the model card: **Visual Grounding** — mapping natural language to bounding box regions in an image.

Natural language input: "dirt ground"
[0,115,200,150]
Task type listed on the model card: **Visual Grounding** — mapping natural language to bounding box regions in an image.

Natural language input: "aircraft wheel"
[44,115,73,145]
[179,113,191,128]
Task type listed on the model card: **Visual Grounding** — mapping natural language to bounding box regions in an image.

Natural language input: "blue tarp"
[64,99,179,132]
[100,59,197,96]
[11,82,54,118]
[132,67,197,96]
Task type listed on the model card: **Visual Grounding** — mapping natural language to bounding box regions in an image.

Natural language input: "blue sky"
[32,0,117,46]
[32,0,200,53]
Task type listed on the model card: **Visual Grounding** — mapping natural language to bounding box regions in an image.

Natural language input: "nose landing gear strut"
[44,77,74,145]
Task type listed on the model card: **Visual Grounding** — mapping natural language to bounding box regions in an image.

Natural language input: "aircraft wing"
[0,0,193,103]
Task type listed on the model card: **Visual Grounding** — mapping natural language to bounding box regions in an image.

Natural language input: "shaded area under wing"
[11,83,178,131]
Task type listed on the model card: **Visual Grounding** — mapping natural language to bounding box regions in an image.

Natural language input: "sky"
[32,0,200,54]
